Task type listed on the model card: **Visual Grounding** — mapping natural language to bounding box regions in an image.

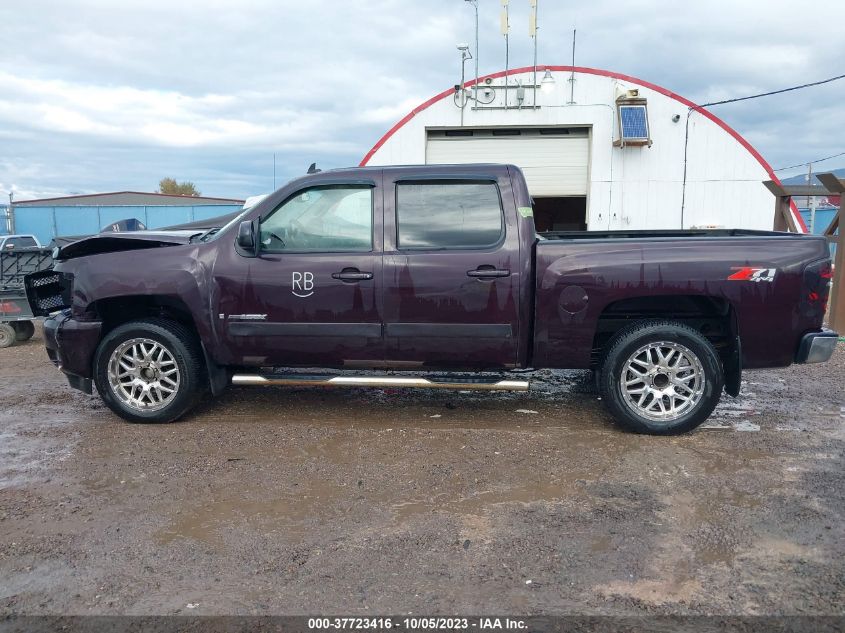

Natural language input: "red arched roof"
[360,65,807,232]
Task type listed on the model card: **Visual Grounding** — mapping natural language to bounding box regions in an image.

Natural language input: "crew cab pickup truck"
[26,164,838,434]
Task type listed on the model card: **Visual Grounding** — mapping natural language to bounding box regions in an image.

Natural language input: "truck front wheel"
[598,321,724,435]
[93,318,206,424]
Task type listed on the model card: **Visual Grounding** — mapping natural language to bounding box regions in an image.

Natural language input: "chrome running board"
[231,374,529,391]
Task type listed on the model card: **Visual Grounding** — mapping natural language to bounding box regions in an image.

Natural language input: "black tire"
[0,323,16,348]
[93,318,207,423]
[598,320,724,435]
[12,320,36,342]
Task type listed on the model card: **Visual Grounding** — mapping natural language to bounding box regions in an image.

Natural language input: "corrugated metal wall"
[12,204,243,244]
[365,69,791,232]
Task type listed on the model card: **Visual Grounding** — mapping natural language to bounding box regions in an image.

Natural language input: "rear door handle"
[332,269,373,282]
[467,268,510,278]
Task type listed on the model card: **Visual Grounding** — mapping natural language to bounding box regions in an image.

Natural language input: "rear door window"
[396,181,504,249]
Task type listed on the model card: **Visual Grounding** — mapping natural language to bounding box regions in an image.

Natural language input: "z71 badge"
[727,267,777,283]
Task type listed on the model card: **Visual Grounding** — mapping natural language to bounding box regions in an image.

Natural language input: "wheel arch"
[592,294,741,396]
[88,294,197,333]
[87,295,228,396]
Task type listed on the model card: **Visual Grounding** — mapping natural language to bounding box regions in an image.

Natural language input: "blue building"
[7,191,244,244]
[798,206,839,256]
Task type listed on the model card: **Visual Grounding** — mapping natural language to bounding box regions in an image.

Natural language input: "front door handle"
[332,268,373,282]
[467,267,510,279]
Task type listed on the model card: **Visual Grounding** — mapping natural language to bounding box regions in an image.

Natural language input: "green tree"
[158,177,201,196]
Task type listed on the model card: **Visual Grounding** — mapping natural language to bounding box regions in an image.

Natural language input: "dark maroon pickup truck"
[26,164,837,434]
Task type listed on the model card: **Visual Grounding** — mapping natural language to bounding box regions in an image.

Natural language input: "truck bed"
[532,231,830,370]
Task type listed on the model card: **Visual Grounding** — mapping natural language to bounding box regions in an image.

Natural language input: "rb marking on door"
[292,272,314,298]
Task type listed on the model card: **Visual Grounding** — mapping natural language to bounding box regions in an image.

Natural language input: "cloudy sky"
[0,0,842,200]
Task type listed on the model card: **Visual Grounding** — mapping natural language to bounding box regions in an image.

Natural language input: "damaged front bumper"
[43,310,103,394]
[795,329,839,364]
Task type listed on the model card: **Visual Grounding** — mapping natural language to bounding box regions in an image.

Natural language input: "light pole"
[7,192,14,234]
[457,43,473,125]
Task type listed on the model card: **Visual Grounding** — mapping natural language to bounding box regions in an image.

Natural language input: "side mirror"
[236,220,258,257]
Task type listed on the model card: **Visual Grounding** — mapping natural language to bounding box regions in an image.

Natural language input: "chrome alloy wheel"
[620,341,705,422]
[107,338,180,412]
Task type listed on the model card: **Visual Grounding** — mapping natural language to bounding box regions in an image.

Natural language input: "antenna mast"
[529,0,538,108]
[568,28,577,104]
[463,1,480,100]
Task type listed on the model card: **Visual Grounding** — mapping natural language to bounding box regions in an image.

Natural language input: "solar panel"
[619,105,649,140]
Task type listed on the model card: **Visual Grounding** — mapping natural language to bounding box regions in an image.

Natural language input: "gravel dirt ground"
[0,326,843,616]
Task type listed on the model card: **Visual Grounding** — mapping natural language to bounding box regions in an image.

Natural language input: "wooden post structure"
[816,173,843,333]
[764,173,843,332]
[763,180,798,232]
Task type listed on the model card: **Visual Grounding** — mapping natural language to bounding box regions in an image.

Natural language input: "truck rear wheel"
[12,320,36,342]
[93,318,206,424]
[598,320,723,435]
[0,323,16,348]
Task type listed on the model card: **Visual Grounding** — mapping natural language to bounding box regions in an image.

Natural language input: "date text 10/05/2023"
[307,617,528,630]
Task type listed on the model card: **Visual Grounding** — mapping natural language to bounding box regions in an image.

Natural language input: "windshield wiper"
[193,227,222,243]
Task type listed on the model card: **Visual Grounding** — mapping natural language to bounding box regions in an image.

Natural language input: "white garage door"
[426,128,589,196]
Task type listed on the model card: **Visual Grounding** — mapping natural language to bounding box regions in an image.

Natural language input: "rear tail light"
[801,259,833,318]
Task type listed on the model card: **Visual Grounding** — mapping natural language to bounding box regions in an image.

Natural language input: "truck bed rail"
[538,229,807,241]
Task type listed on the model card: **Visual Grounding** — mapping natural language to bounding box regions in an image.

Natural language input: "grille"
[31,274,62,288]
[38,294,66,310]
[25,270,72,315]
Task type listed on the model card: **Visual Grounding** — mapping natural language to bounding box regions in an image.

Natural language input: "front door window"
[259,185,373,253]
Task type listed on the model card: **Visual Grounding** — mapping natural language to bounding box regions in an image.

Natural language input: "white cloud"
[0,0,842,198]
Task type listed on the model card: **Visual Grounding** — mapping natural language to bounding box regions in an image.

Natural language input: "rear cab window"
[396,181,504,250]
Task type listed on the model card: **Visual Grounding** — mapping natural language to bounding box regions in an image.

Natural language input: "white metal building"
[361,65,806,233]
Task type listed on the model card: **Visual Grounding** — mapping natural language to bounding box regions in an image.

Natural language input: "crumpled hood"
[56,230,199,260]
